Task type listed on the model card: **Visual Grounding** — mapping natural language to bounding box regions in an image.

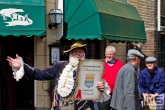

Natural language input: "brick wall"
[128,0,158,58]
[161,0,165,16]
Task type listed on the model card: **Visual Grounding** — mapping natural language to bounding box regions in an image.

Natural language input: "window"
[158,34,165,68]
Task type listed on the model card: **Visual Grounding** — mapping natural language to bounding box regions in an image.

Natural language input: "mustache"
[73,55,81,59]
[71,54,85,60]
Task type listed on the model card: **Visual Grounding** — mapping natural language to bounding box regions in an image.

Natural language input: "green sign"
[0,0,46,37]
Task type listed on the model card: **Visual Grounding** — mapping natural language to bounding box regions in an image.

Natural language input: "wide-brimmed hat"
[63,41,86,53]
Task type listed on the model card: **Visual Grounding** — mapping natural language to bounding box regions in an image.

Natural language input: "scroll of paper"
[74,59,104,101]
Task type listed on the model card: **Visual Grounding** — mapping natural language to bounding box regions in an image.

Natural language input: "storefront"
[0,0,46,109]
[0,0,147,110]
[60,0,147,67]
[63,0,146,42]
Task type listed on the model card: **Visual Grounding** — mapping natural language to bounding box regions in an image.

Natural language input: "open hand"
[7,54,22,69]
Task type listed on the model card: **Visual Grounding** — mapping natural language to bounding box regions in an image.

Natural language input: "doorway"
[0,36,34,110]
[60,39,101,60]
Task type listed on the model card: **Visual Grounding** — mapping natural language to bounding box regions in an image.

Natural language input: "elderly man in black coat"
[7,41,105,110]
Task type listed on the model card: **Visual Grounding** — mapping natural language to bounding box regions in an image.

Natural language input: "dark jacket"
[24,61,94,110]
[138,67,165,94]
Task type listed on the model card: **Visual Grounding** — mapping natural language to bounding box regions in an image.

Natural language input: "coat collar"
[146,67,158,77]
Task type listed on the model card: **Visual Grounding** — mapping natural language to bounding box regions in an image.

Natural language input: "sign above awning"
[64,0,146,43]
[0,0,46,37]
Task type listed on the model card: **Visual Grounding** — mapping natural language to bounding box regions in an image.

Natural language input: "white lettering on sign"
[0,8,33,26]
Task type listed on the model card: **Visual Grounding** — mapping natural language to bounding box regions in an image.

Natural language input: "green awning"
[64,0,146,42]
[0,0,46,37]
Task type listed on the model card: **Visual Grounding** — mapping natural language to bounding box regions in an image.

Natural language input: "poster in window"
[51,47,60,64]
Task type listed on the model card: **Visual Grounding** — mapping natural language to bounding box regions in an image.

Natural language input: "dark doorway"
[158,34,165,69]
[0,36,34,110]
[60,39,101,60]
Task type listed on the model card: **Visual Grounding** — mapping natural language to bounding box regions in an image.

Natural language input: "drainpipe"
[157,0,161,66]
[158,0,161,31]
[54,0,63,40]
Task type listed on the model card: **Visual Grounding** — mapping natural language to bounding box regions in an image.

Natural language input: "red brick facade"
[161,0,165,16]
[128,0,158,58]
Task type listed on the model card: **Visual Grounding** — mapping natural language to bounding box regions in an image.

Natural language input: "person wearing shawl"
[7,41,110,110]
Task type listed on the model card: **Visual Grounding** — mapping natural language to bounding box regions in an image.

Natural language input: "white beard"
[69,54,85,67]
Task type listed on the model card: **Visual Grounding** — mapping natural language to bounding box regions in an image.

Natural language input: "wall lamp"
[48,9,63,29]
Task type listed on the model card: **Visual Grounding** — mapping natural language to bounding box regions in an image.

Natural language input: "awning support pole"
[157,0,161,66]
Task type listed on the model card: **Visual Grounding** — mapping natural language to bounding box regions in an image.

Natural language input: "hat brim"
[63,44,86,53]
